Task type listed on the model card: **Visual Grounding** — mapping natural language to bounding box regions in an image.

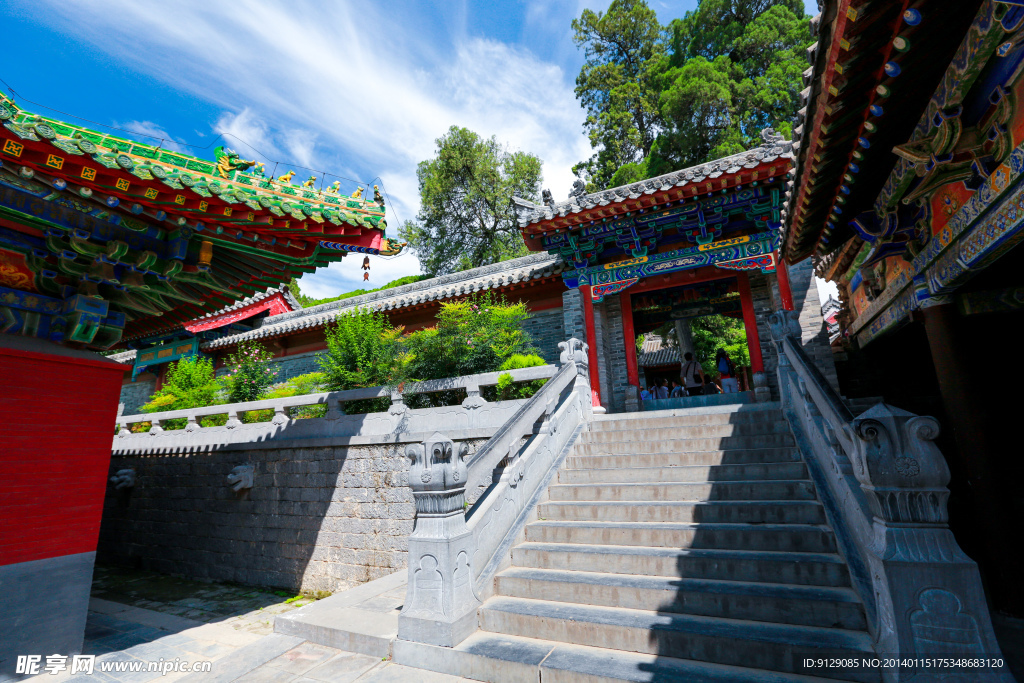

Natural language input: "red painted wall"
[0,339,125,566]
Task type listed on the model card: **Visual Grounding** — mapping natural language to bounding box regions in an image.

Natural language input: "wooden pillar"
[775,252,794,311]
[738,273,764,373]
[581,285,602,407]
[619,290,639,389]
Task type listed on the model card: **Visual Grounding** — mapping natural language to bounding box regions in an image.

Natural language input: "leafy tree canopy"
[400,126,542,276]
[573,0,810,189]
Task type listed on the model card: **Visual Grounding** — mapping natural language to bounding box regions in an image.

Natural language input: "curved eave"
[782,0,985,264]
[518,154,793,247]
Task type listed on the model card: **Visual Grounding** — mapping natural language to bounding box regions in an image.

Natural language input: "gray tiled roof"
[512,132,795,228]
[107,349,137,364]
[201,252,565,350]
[638,335,681,368]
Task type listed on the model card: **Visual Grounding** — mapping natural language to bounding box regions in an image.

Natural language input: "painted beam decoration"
[0,93,394,350]
[568,231,779,292]
[131,337,199,380]
[819,1,1024,347]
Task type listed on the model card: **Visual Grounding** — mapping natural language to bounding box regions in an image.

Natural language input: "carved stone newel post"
[558,337,592,423]
[850,405,1008,681]
[398,432,480,647]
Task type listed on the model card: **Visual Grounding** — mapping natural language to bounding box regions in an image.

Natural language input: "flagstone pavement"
[28,567,469,683]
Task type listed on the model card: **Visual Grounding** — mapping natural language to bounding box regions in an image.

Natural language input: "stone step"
[524,520,837,553]
[494,567,867,630]
[592,409,785,432]
[547,480,817,502]
[574,433,796,455]
[393,631,860,683]
[512,543,851,587]
[565,448,802,469]
[581,421,793,443]
[558,462,808,484]
[537,500,827,524]
[478,597,878,682]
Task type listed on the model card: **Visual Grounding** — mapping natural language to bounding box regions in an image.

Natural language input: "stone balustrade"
[768,311,1010,682]
[397,338,592,647]
[113,365,557,455]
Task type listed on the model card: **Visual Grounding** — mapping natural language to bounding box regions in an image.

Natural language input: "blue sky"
[5,0,818,299]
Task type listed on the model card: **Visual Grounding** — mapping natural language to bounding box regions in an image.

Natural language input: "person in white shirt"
[681,352,705,397]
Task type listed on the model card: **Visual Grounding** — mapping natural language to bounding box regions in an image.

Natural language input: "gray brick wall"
[119,378,156,415]
[97,440,489,594]
[785,259,839,391]
[749,271,780,401]
[562,288,586,347]
[521,307,565,364]
[595,296,630,413]
[271,351,324,383]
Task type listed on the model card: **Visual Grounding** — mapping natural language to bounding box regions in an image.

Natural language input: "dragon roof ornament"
[513,129,794,228]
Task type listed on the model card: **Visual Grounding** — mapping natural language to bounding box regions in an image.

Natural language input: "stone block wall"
[98,439,487,594]
[521,307,565,365]
[270,350,324,383]
[562,288,585,345]
[119,378,156,415]
[749,271,780,401]
[595,296,630,413]
[785,259,839,391]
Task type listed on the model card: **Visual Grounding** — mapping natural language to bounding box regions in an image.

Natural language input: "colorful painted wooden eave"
[0,92,395,350]
[782,0,986,264]
[512,132,794,288]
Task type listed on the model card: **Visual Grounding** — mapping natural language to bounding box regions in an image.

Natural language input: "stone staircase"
[428,403,878,682]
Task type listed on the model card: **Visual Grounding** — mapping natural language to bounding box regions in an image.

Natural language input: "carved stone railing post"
[559,337,592,423]
[849,405,1007,680]
[398,432,480,647]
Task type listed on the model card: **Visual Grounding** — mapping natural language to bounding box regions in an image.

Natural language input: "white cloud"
[26,0,592,298]
[114,120,189,153]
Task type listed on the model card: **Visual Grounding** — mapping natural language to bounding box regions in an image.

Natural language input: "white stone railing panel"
[113,365,557,454]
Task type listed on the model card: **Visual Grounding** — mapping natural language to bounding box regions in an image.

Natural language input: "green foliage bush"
[319,311,407,414]
[490,353,548,401]
[140,356,223,430]
[692,314,750,378]
[225,340,278,404]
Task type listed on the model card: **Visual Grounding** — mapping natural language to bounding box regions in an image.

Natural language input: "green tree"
[571,0,810,186]
[572,0,665,189]
[400,127,542,276]
[691,314,750,377]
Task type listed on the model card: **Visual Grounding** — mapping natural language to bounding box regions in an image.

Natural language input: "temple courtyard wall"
[98,437,492,594]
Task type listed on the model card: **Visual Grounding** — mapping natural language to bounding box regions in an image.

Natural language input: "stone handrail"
[117,365,557,429]
[397,338,592,647]
[769,311,1010,681]
[112,365,558,454]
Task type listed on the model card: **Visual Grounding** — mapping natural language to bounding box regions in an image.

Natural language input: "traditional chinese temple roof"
[0,92,395,350]
[201,252,565,350]
[514,133,794,237]
[637,334,681,368]
[782,0,985,264]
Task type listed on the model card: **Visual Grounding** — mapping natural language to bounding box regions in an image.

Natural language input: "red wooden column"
[737,273,765,373]
[619,290,639,389]
[581,285,602,407]
[775,252,794,311]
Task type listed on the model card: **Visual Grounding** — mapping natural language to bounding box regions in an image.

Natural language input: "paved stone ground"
[27,566,468,683]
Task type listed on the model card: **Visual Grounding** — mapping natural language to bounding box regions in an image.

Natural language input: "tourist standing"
[656,379,670,399]
[716,349,739,394]
[670,380,684,398]
[681,352,705,396]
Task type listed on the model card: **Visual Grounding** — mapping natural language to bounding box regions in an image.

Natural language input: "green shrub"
[319,310,408,413]
[489,353,548,400]
[141,356,222,430]
[405,293,536,381]
[225,340,278,403]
